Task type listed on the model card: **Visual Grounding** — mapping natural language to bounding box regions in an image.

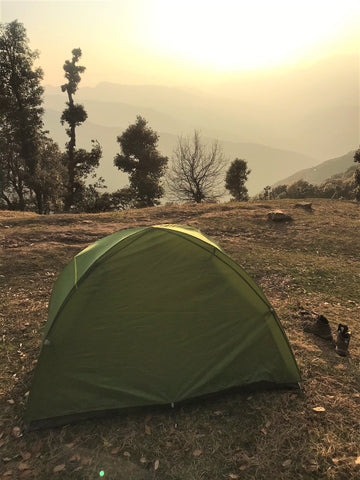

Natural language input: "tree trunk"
[34,188,44,214]
[63,93,76,212]
[1,192,14,210]
[15,177,26,211]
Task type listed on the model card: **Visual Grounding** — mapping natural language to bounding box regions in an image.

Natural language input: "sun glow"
[146,0,360,70]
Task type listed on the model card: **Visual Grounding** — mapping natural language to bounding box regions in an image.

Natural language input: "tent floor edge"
[26,381,300,431]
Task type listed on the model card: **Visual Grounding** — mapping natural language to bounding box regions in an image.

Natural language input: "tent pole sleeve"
[74,259,78,289]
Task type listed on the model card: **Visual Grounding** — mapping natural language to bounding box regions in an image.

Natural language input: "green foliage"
[354,147,360,164]
[271,184,288,199]
[269,170,358,201]
[354,169,360,201]
[0,20,52,213]
[225,158,250,201]
[0,21,44,132]
[261,185,272,200]
[354,147,360,201]
[167,130,226,203]
[0,120,26,210]
[61,48,85,96]
[285,180,316,199]
[77,186,136,213]
[61,104,87,129]
[318,177,354,200]
[29,135,66,213]
[114,116,168,207]
[61,49,102,211]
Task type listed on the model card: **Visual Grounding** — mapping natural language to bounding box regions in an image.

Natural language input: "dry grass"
[1,199,359,479]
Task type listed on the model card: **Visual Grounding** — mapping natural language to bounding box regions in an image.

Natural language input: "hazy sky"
[1,0,359,87]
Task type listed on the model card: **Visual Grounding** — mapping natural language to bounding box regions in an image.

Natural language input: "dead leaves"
[260,420,271,435]
[144,414,152,436]
[80,456,92,466]
[144,414,152,423]
[64,442,76,449]
[53,463,65,473]
[306,460,319,472]
[12,426,22,438]
[102,438,112,448]
[69,454,81,462]
[332,456,360,466]
[20,452,31,461]
[312,406,326,412]
[193,449,202,457]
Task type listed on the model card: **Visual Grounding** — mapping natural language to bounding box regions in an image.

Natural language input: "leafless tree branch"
[166,131,226,203]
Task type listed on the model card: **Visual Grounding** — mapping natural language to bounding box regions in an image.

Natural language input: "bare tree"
[167,131,226,203]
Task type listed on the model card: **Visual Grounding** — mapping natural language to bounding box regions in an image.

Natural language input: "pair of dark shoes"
[335,324,352,357]
[303,314,333,341]
[303,315,351,356]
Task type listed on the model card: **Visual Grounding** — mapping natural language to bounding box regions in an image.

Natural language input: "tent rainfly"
[25,224,301,429]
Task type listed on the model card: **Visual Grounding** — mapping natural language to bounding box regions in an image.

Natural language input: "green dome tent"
[25,224,301,429]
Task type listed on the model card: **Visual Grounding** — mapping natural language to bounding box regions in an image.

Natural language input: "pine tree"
[61,48,101,211]
[0,20,44,211]
[225,158,251,201]
[114,116,168,207]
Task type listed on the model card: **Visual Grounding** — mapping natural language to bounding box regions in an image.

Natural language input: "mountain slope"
[44,108,317,196]
[44,54,359,159]
[273,151,356,187]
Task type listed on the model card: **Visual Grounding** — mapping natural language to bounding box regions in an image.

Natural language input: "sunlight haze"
[1,0,358,192]
[1,0,359,86]
[145,0,359,71]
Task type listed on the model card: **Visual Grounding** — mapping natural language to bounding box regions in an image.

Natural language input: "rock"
[267,210,293,222]
[294,202,313,211]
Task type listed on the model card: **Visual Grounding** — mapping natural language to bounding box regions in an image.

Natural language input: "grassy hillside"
[273,151,355,188]
[1,199,359,480]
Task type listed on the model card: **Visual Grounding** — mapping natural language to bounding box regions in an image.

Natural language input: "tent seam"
[212,250,301,380]
[153,226,299,373]
[74,257,78,289]
[45,226,215,339]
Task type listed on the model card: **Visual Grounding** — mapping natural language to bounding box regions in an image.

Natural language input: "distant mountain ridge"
[43,108,317,196]
[272,151,356,187]
[43,54,359,159]
[43,54,358,197]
